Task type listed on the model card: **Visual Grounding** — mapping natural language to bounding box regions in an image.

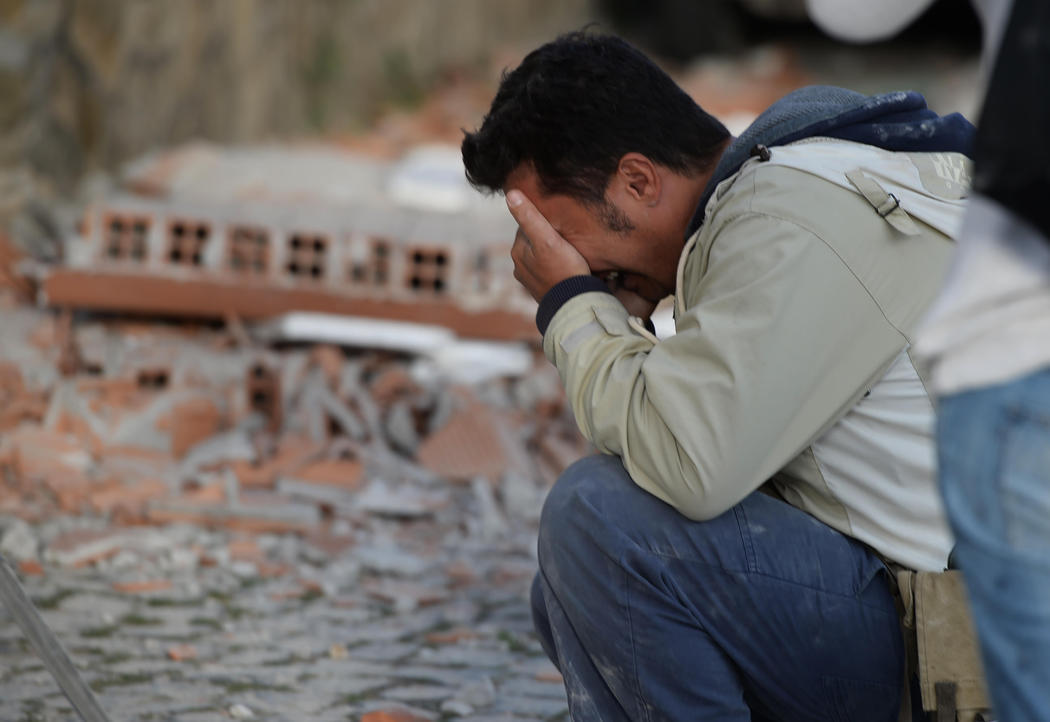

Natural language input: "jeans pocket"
[997,409,1050,553]
[822,675,900,722]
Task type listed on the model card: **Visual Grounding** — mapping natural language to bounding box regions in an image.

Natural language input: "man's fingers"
[506,190,561,249]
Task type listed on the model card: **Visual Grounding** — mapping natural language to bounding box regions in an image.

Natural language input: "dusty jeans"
[531,454,903,721]
[938,367,1050,722]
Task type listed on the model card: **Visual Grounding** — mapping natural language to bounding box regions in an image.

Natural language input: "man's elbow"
[659,486,734,523]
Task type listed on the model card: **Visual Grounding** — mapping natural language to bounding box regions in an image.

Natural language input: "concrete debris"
[471,477,509,541]
[0,303,582,719]
[228,702,255,719]
[354,480,447,519]
[254,312,455,355]
[356,544,430,577]
[0,518,38,561]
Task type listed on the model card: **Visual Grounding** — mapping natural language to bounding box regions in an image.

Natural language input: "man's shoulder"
[708,139,969,239]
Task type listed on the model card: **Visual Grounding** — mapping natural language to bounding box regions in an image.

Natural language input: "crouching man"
[462,32,974,721]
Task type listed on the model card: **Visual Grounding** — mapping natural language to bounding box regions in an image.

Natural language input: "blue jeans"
[531,455,904,721]
[937,367,1050,722]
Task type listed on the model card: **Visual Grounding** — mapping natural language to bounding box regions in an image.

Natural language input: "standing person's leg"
[530,454,903,722]
[937,367,1050,722]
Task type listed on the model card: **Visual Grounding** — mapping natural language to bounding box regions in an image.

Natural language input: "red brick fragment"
[535,668,564,684]
[416,402,508,482]
[112,579,173,594]
[9,429,92,483]
[256,561,291,578]
[17,559,44,577]
[0,361,24,399]
[166,643,197,661]
[288,457,364,490]
[88,477,168,518]
[164,397,223,457]
[231,435,322,489]
[228,537,263,562]
[0,393,47,432]
[424,627,478,645]
[47,528,128,567]
[443,560,478,587]
[536,432,586,481]
[360,707,432,722]
[28,317,56,350]
[310,344,344,388]
[367,366,419,407]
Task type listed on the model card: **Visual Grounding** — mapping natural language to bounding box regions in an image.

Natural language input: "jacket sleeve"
[542,211,906,520]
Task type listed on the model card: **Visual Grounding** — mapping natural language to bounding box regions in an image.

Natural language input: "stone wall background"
[0,0,592,195]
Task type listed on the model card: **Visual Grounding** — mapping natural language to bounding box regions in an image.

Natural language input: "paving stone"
[348,641,420,662]
[416,646,518,669]
[492,693,569,718]
[382,683,457,702]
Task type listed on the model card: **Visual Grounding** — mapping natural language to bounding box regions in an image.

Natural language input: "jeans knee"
[537,455,633,570]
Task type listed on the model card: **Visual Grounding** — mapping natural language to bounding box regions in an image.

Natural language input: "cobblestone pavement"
[1,506,567,722]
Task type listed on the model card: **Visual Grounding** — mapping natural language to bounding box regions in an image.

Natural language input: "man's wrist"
[536,275,612,335]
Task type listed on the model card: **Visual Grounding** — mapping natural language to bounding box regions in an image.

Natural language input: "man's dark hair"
[462,32,729,210]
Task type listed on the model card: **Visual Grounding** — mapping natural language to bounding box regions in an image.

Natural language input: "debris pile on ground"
[0,304,585,720]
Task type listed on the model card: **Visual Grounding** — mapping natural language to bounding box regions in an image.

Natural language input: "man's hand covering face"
[506,190,591,301]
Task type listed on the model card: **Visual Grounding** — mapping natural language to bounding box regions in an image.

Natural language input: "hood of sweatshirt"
[688,86,976,236]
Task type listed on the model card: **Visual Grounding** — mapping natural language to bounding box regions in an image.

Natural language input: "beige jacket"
[543,138,970,571]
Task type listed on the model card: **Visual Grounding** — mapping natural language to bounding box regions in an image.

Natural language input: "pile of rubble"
[0,301,586,720]
[0,302,587,559]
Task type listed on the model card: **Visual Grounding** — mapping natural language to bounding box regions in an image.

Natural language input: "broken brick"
[309,344,344,388]
[535,431,587,483]
[28,317,56,350]
[534,667,564,684]
[9,428,93,483]
[301,530,355,557]
[0,392,48,432]
[443,560,478,588]
[416,401,508,482]
[17,559,44,577]
[148,492,320,534]
[0,361,25,398]
[49,410,104,456]
[424,627,478,645]
[46,528,131,567]
[284,457,364,490]
[112,578,173,594]
[227,537,263,562]
[43,470,98,513]
[367,365,419,407]
[88,477,168,518]
[166,643,197,661]
[230,435,323,489]
[360,707,433,722]
[181,481,227,505]
[165,397,223,457]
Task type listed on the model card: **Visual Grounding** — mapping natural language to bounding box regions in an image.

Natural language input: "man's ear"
[616,153,661,206]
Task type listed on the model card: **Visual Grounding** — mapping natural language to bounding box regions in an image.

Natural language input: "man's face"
[504,164,679,305]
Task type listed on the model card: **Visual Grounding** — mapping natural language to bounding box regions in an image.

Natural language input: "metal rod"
[0,554,111,722]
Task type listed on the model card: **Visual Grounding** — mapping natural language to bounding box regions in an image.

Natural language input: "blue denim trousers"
[531,454,904,721]
[937,367,1050,722]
